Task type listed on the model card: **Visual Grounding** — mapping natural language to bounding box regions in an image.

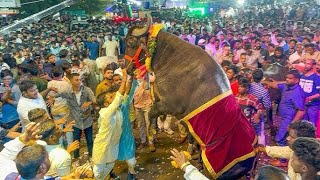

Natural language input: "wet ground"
[112,117,285,180]
[113,127,208,180]
[76,115,286,180]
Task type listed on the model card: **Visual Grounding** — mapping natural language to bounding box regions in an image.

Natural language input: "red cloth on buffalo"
[183,91,256,178]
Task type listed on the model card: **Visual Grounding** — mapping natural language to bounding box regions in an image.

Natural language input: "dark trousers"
[73,126,93,158]
[0,119,20,130]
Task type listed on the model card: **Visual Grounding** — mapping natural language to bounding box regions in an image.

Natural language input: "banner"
[0,0,21,8]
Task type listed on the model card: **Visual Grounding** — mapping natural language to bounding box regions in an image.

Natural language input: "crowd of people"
[0,1,320,180]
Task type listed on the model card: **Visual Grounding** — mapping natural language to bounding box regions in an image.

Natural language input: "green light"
[189,7,205,16]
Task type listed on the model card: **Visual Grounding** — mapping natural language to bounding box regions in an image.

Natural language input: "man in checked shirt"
[236,78,264,143]
[249,68,272,145]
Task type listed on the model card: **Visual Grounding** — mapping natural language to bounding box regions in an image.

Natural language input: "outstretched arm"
[40,87,58,98]
[262,79,280,89]
[118,68,128,95]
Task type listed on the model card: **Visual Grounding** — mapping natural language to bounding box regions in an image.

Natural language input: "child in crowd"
[236,78,264,142]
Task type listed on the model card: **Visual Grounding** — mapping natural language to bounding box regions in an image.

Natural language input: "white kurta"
[266,146,301,180]
[17,93,48,132]
[102,40,119,57]
[92,92,123,164]
[45,144,71,177]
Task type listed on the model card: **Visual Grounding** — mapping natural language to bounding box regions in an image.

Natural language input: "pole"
[20,0,45,5]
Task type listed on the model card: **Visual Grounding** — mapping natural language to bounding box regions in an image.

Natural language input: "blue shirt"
[84,41,100,60]
[0,83,20,123]
[299,73,320,106]
[281,43,289,52]
[50,47,61,56]
[55,59,69,67]
[278,83,305,120]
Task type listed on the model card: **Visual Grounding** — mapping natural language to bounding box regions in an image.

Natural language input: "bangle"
[19,135,27,144]
[19,135,36,146]
[180,162,191,171]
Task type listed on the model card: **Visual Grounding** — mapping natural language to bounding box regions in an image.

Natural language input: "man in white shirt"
[17,80,56,132]
[288,43,303,64]
[0,122,45,179]
[186,30,196,45]
[205,37,219,58]
[40,119,72,178]
[102,34,119,58]
[244,43,264,69]
[114,55,125,77]
[256,120,316,180]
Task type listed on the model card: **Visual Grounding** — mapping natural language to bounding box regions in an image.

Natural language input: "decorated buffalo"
[124,13,257,179]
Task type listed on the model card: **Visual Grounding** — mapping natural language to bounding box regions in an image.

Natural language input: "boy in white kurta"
[92,69,127,180]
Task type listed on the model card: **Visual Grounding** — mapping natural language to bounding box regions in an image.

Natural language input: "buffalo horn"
[132,13,152,37]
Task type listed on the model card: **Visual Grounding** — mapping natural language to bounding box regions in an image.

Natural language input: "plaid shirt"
[249,82,272,109]
[58,86,96,130]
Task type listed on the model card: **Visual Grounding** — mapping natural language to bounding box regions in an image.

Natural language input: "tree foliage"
[68,0,112,15]
[18,0,111,18]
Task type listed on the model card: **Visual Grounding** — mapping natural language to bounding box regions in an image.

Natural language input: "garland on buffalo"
[145,24,165,72]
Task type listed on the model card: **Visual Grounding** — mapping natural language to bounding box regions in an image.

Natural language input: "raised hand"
[67,140,80,154]
[19,122,42,144]
[81,102,92,110]
[9,122,21,132]
[49,87,58,93]
[170,148,188,168]
[63,120,75,133]
[46,96,55,107]
[57,118,67,126]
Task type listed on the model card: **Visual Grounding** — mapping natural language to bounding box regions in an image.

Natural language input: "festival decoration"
[145,24,165,72]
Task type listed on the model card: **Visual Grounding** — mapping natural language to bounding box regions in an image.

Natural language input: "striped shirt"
[249,82,272,109]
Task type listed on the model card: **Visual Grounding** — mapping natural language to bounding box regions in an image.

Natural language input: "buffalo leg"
[149,101,169,119]
[267,108,276,137]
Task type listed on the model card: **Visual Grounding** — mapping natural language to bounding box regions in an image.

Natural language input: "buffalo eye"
[126,36,138,48]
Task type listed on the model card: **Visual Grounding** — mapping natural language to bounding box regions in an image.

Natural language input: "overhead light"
[129,0,141,6]
[238,0,245,6]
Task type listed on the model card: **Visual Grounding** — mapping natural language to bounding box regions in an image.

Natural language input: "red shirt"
[236,94,264,121]
[230,80,239,95]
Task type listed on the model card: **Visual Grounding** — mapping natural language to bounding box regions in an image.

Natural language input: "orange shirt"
[95,79,112,97]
